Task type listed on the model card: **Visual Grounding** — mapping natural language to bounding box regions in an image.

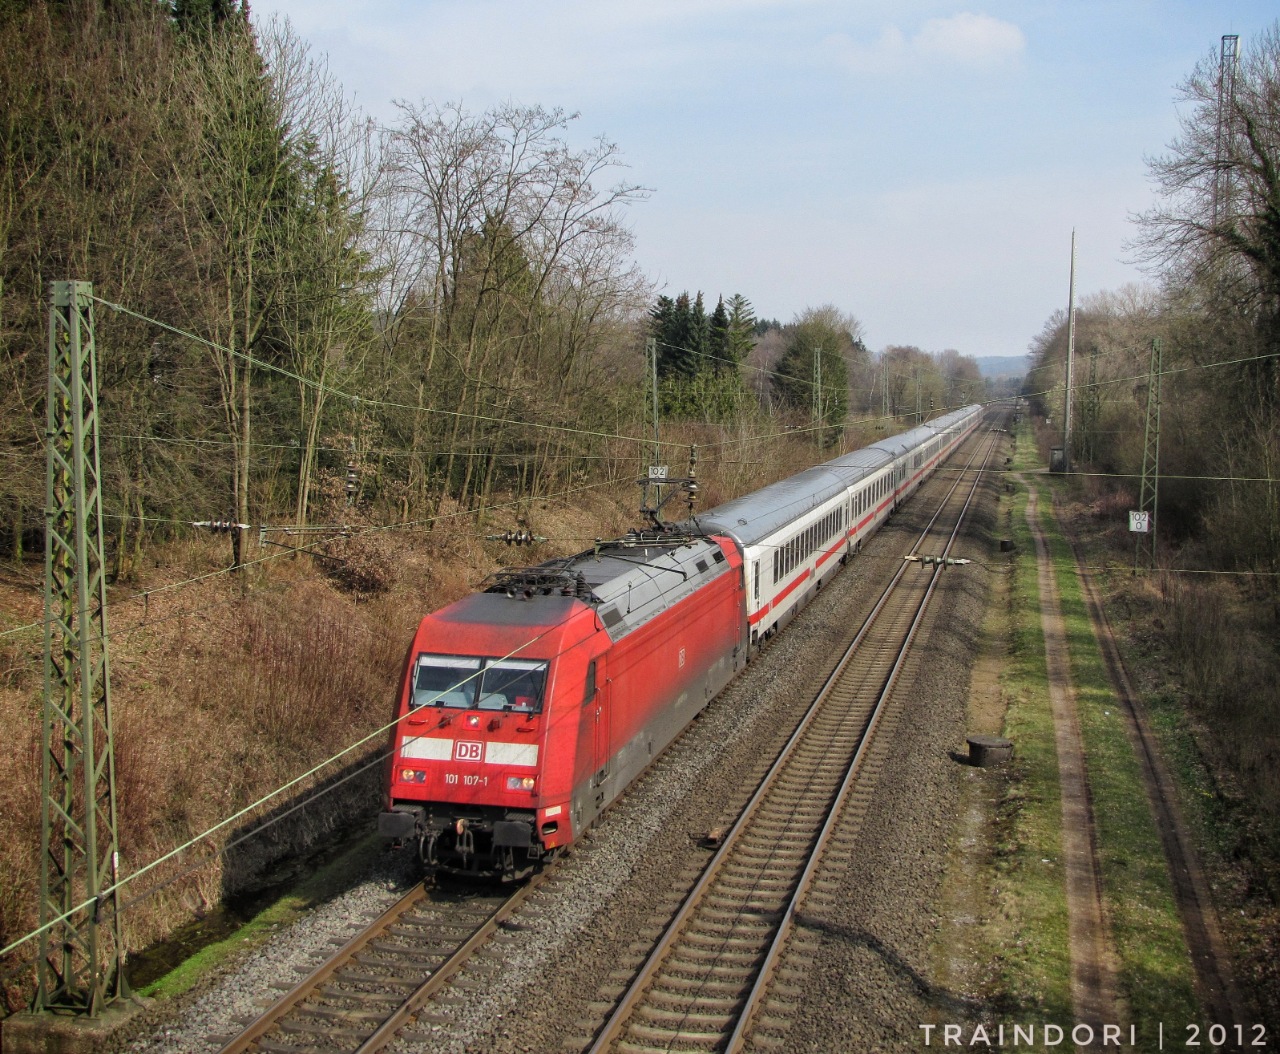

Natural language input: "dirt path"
[1053,494,1245,1027]
[1022,479,1119,1030]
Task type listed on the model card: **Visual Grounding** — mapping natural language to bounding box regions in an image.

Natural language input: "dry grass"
[1160,573,1280,865]
[0,422,837,1012]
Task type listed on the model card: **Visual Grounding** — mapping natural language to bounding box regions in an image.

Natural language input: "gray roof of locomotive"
[471,534,733,643]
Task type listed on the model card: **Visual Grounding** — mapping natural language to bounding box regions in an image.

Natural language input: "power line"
[96,431,773,466]
[93,296,691,452]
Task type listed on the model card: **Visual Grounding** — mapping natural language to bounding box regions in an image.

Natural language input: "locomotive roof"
[585,536,732,641]
[474,534,734,644]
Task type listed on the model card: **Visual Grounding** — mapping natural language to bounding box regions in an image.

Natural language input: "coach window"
[753,561,760,601]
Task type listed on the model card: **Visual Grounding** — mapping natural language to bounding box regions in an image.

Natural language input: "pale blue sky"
[250,1,1276,359]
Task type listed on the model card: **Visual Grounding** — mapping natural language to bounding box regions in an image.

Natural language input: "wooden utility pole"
[1063,229,1077,470]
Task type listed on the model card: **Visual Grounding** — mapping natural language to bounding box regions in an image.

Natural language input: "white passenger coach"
[695,404,984,647]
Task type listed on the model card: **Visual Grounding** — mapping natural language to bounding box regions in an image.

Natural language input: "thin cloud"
[915,12,1026,66]
[825,12,1025,75]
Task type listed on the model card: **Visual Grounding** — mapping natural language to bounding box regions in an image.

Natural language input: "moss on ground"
[136,832,386,1001]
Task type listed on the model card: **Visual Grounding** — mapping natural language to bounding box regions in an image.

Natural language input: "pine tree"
[725,293,756,365]
[707,295,730,374]
[172,0,244,34]
[689,291,709,371]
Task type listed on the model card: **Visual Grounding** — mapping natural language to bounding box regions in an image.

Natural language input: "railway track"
[585,423,1000,1054]
[216,420,997,1054]
[215,879,536,1054]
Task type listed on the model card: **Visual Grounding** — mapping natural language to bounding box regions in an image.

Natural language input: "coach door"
[590,657,611,807]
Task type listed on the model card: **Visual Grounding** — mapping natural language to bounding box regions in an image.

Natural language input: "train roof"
[691,404,982,548]
[692,461,880,548]
[432,405,984,648]
[862,404,982,461]
[471,534,735,644]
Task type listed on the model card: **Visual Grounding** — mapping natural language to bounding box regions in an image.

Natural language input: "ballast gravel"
[118,848,419,1053]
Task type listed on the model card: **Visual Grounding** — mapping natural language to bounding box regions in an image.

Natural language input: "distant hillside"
[974,355,1028,378]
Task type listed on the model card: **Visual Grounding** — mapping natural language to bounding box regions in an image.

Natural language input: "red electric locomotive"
[378,533,745,878]
[379,404,986,878]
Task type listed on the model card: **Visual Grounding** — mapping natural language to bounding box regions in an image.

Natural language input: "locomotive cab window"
[411,654,549,713]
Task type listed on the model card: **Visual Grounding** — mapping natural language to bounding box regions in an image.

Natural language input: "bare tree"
[377,101,648,514]
[1136,24,1280,323]
[162,21,295,563]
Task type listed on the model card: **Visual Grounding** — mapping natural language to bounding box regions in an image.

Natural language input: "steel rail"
[586,419,998,1054]
[216,885,430,1054]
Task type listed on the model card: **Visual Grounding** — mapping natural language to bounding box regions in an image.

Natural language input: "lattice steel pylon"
[1214,35,1240,230]
[36,281,128,1015]
[1134,338,1162,573]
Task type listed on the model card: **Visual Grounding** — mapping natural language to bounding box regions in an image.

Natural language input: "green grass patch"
[135,831,384,1001]
[990,470,1073,1020]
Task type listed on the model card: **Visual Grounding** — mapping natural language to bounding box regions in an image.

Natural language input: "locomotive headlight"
[466,714,481,728]
[507,776,536,792]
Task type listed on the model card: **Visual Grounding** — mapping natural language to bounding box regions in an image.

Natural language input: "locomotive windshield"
[410,654,548,713]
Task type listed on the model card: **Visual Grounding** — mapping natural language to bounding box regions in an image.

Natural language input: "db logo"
[454,741,482,762]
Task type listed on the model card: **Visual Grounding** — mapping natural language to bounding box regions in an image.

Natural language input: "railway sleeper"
[624,1021,728,1048]
[634,1006,738,1028]
[666,947,760,968]
[643,989,741,1014]
[333,969,421,988]
[684,919,777,939]
[278,1017,375,1039]
[318,984,405,1003]
[699,906,785,924]
[682,927,773,947]
[655,974,747,994]
[296,1005,390,1025]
